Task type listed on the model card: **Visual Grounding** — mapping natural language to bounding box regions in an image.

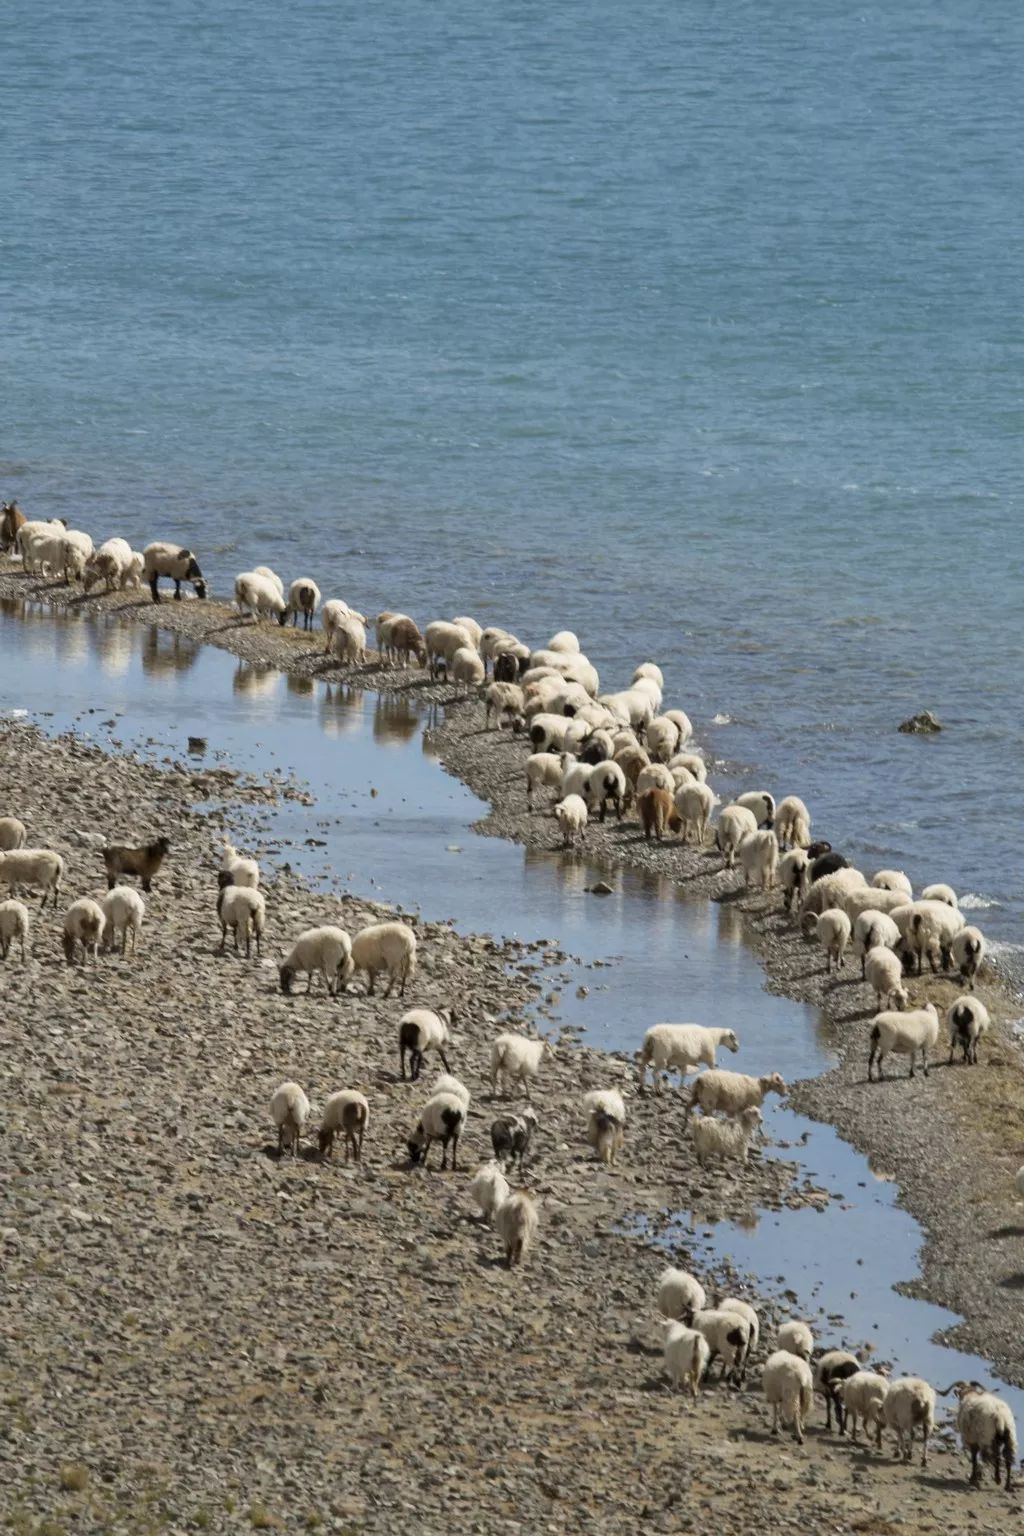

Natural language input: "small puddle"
[3,596,1021,1422]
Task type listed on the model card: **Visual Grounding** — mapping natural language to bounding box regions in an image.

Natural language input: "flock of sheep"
[0,513,1018,1493]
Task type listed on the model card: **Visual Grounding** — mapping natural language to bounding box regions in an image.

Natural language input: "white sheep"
[235,570,287,623]
[776,1320,814,1362]
[271,1081,310,1157]
[646,716,681,764]
[883,1376,935,1466]
[431,1074,470,1112]
[691,1308,752,1386]
[774,795,811,849]
[686,1070,786,1119]
[739,829,779,890]
[632,662,664,690]
[692,1106,761,1167]
[317,1089,369,1162]
[469,1161,511,1226]
[0,817,27,851]
[656,1267,707,1321]
[843,884,909,925]
[715,804,758,868]
[635,762,674,798]
[736,791,775,828]
[868,1003,940,1080]
[663,1323,710,1398]
[219,843,260,889]
[863,946,909,1012]
[321,598,367,653]
[952,925,985,989]
[142,542,207,602]
[495,1189,539,1267]
[286,577,321,631]
[802,906,852,972]
[837,1370,889,1447]
[639,1023,740,1092]
[941,1381,1017,1490]
[398,1006,453,1080]
[216,885,266,958]
[719,1297,759,1372]
[598,687,656,733]
[350,921,417,998]
[559,753,593,801]
[485,681,525,728]
[491,1033,551,1099]
[853,909,901,973]
[668,750,704,783]
[0,848,64,908]
[674,782,716,846]
[921,882,958,908]
[872,869,913,898]
[814,1351,861,1432]
[0,899,30,962]
[762,1351,814,1443]
[101,885,145,956]
[62,897,106,965]
[528,713,573,755]
[424,620,473,679]
[124,549,144,590]
[544,629,578,653]
[333,613,367,666]
[583,1087,626,1166]
[252,565,284,597]
[525,751,564,805]
[407,1090,466,1171]
[779,849,810,913]
[947,996,990,1065]
[58,528,94,582]
[801,867,867,918]
[83,537,133,593]
[450,615,483,649]
[662,709,692,746]
[555,794,588,848]
[279,926,354,996]
[891,899,965,974]
[451,645,485,692]
[585,761,627,822]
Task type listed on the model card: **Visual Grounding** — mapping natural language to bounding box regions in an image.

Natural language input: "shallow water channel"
[2,597,1020,1422]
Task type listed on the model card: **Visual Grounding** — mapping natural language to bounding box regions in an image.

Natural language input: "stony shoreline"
[1,564,1022,1531]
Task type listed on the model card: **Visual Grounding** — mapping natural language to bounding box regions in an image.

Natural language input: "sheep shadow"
[474,1251,510,1271]
[996,1273,1024,1290]
[988,1224,1024,1240]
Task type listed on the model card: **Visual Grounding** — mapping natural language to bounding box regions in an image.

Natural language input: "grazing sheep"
[668,749,705,783]
[779,849,810,914]
[286,577,321,630]
[873,869,913,898]
[691,1308,752,1386]
[101,885,145,956]
[430,1074,471,1113]
[124,550,144,590]
[451,645,485,692]
[0,817,27,851]
[776,1320,814,1362]
[598,687,656,733]
[868,1003,940,1081]
[0,899,30,962]
[279,926,354,996]
[559,753,594,803]
[716,804,758,869]
[424,620,474,680]
[235,570,287,624]
[863,946,909,1012]
[579,728,616,766]
[763,1351,814,1443]
[814,1350,861,1433]
[83,537,133,593]
[853,910,901,973]
[800,867,866,919]
[646,716,682,764]
[495,1189,539,1267]
[809,850,850,883]
[843,884,909,925]
[774,795,811,849]
[450,614,482,648]
[332,613,367,666]
[585,761,627,823]
[639,1023,740,1092]
[485,681,525,728]
[555,794,588,848]
[940,1381,1017,1490]
[56,528,94,582]
[528,713,574,755]
[103,837,170,893]
[271,1081,310,1157]
[719,1297,759,1373]
[921,882,958,908]
[736,791,775,828]
[583,1087,626,1166]
[407,1091,465,1171]
[218,842,260,890]
[674,782,716,846]
[16,518,66,572]
[62,896,106,964]
[656,1267,707,1321]
[686,1070,786,1119]
[381,614,427,667]
[838,1370,890,1448]
[490,1108,538,1172]
[636,762,675,798]
[664,1323,711,1398]
[891,899,965,974]
[142,542,207,603]
[633,662,664,690]
[525,751,564,805]
[321,599,368,654]
[739,829,779,890]
[883,1376,936,1466]
[490,1033,550,1098]
[318,1089,369,1162]
[398,1006,453,1080]
[470,1160,511,1225]
[546,629,579,654]
[801,906,852,972]
[216,885,266,958]
[350,921,417,998]
[947,996,990,1065]
[637,787,680,842]
[692,1106,761,1168]
[952,925,985,989]
[0,500,26,552]
[0,848,64,908]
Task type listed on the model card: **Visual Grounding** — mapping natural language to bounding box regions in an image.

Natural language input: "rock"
[897,710,942,735]
[590,880,614,896]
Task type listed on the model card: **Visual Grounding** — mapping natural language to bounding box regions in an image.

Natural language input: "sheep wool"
[639,1023,740,1092]
[318,1090,369,1162]
[350,921,417,998]
[663,1323,710,1398]
[0,898,30,962]
[271,1081,310,1157]
[762,1351,814,1444]
[495,1190,539,1268]
[469,1161,511,1226]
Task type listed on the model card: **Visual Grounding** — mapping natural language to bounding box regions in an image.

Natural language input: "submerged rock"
[898,710,942,734]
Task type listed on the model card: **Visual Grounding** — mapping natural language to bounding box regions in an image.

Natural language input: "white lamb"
[525,751,564,804]
[868,1003,940,1081]
[774,795,811,849]
[583,1087,626,1166]
[62,897,106,964]
[0,899,30,962]
[470,1161,511,1225]
[853,909,901,973]
[271,1081,310,1157]
[674,782,716,846]
[216,886,266,958]
[863,946,909,1012]
[947,996,990,1065]
[952,925,985,989]
[715,804,758,868]
[873,869,913,898]
[101,885,145,956]
[837,1370,890,1448]
[762,1351,814,1444]
[738,829,779,890]
[235,571,286,623]
[555,794,588,848]
[776,1320,814,1362]
[663,1323,710,1398]
[891,900,965,974]
[692,1106,761,1168]
[686,1070,786,1119]
[656,1267,707,1321]
[491,1033,550,1098]
[691,1308,752,1386]
[219,842,260,889]
[279,926,354,996]
[0,848,64,908]
[802,906,852,972]
[350,921,417,998]
[0,817,27,851]
[639,1023,740,1092]
[921,882,958,908]
[317,1089,369,1162]
[941,1380,1017,1490]
[883,1376,936,1466]
[398,1006,453,1080]
[495,1189,539,1267]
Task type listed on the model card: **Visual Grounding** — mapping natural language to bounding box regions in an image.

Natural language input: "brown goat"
[637,787,681,842]
[386,616,427,667]
[0,501,26,553]
[103,836,171,892]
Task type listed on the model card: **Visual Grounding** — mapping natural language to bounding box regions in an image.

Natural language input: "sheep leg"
[437,1048,451,1074]
[771,1403,779,1436]
[254,928,261,958]
[218,925,228,953]
[383,972,395,1000]
[919,1429,928,1468]
[398,968,408,997]
[173,579,182,599]
[1004,1440,1013,1491]
[921,1043,929,1077]
[365,969,376,996]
